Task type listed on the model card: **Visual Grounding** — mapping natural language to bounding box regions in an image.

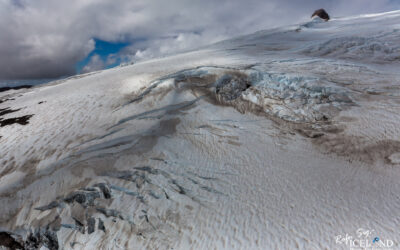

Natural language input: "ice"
[303,35,400,63]
[245,69,353,122]
[1,10,400,250]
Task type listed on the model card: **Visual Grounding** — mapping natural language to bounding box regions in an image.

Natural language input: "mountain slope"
[1,11,400,249]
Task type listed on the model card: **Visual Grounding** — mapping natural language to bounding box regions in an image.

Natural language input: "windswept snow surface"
[1,11,400,249]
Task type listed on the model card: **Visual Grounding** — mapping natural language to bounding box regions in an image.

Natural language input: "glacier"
[0,11,400,249]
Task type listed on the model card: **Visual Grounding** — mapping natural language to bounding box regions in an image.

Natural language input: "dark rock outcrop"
[215,73,251,101]
[0,232,24,249]
[0,229,59,250]
[0,85,32,93]
[312,9,330,21]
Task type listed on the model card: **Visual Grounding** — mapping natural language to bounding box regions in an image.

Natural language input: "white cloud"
[0,0,399,79]
[81,54,104,73]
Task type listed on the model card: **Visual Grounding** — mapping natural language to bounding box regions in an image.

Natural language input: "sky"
[75,39,129,74]
[0,0,399,80]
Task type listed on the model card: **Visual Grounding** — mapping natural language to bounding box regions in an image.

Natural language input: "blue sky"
[75,39,129,74]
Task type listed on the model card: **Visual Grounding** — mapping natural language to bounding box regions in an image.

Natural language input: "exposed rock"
[0,230,58,250]
[0,232,24,249]
[312,8,330,21]
[0,85,32,93]
[215,73,251,101]
[0,114,33,127]
[0,107,21,117]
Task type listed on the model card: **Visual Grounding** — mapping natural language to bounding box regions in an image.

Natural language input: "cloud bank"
[1,0,399,79]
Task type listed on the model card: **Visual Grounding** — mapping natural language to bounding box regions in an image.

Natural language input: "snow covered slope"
[1,10,400,249]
